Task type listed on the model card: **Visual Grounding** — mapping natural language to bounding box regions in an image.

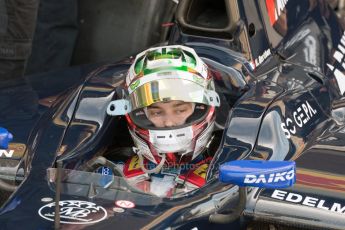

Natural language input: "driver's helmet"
[109,45,220,173]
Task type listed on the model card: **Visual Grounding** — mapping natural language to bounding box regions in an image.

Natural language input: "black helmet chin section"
[129,103,210,130]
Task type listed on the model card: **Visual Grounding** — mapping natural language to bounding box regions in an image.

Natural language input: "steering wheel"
[84,156,154,195]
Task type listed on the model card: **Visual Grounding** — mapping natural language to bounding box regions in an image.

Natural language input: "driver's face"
[146,101,194,128]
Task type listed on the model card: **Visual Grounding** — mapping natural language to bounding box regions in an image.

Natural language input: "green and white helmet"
[107,45,220,173]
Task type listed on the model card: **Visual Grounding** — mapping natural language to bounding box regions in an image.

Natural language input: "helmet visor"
[129,78,219,110]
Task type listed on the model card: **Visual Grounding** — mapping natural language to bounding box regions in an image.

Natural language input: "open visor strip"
[130,78,219,109]
[107,78,220,116]
[128,70,207,94]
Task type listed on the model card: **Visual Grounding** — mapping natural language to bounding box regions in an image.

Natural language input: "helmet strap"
[137,150,166,174]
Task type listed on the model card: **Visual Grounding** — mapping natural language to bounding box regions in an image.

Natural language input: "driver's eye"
[148,110,163,117]
[175,109,186,114]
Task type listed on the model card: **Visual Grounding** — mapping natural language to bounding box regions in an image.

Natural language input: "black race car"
[0,0,345,229]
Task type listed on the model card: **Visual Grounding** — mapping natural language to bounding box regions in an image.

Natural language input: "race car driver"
[106,45,221,197]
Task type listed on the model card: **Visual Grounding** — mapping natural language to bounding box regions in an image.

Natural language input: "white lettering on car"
[286,192,303,203]
[0,149,14,158]
[244,169,294,184]
[271,189,287,200]
[303,36,317,66]
[38,200,107,224]
[275,0,288,19]
[331,203,345,213]
[302,196,319,207]
[271,190,345,214]
[255,49,272,67]
[281,100,317,139]
[267,0,289,25]
[327,31,345,94]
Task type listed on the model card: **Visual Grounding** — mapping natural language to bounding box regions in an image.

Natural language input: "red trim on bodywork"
[266,0,276,25]
[297,172,345,193]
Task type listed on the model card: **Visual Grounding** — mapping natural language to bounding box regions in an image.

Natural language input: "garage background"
[25,0,177,75]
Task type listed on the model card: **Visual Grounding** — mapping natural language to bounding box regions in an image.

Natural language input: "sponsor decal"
[97,166,114,187]
[113,207,125,213]
[271,190,345,214]
[244,169,295,184]
[255,49,272,67]
[128,155,140,171]
[0,149,14,158]
[41,197,53,202]
[178,162,210,187]
[38,200,107,224]
[129,79,140,91]
[266,0,289,25]
[97,166,113,176]
[219,160,295,188]
[303,35,317,66]
[193,163,208,178]
[123,155,146,178]
[115,200,135,209]
[327,31,345,94]
[281,100,317,139]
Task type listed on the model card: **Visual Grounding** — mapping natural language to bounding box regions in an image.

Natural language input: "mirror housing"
[219,160,296,188]
[210,160,296,224]
[0,127,13,149]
